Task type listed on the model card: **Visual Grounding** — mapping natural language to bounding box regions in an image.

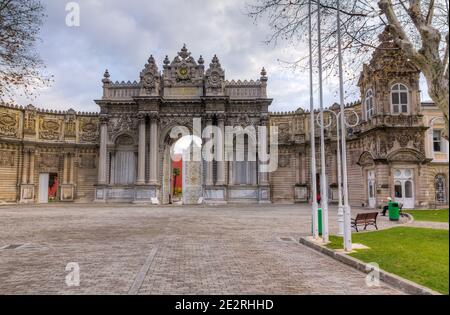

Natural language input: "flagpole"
[317,0,329,243]
[337,0,352,251]
[308,0,319,239]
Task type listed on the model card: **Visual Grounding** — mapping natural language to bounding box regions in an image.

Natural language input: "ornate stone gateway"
[94,45,272,204]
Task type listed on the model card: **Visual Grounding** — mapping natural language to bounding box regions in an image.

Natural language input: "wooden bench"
[351,212,378,232]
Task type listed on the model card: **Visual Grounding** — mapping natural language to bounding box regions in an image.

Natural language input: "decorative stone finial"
[198,55,204,65]
[178,44,191,59]
[261,67,267,77]
[148,55,156,64]
[102,69,111,84]
[163,55,170,66]
[260,67,268,82]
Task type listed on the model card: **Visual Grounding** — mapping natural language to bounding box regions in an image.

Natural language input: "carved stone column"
[110,151,115,185]
[69,153,75,184]
[21,149,29,184]
[149,114,159,185]
[258,118,269,186]
[137,115,146,185]
[205,115,214,186]
[61,152,75,202]
[216,114,226,185]
[295,152,301,184]
[63,153,69,185]
[97,116,108,185]
[301,150,307,184]
[29,149,35,185]
[20,148,34,203]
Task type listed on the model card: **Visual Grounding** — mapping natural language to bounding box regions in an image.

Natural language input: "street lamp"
[308,0,319,239]
[316,109,360,236]
[337,0,353,252]
[317,0,329,243]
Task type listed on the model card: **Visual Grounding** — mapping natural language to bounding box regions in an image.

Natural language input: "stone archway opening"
[162,135,203,205]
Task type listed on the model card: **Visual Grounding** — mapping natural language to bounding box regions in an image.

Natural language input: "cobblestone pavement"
[0,204,404,295]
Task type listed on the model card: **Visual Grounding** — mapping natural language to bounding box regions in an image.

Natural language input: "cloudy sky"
[16,0,429,113]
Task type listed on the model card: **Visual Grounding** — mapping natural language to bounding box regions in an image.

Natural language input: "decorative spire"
[260,67,267,82]
[198,55,204,65]
[148,55,156,65]
[102,69,111,84]
[178,44,191,59]
[163,55,170,66]
[261,67,267,77]
[211,54,221,67]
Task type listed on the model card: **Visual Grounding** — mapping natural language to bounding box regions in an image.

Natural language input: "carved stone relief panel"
[0,110,19,137]
[39,118,61,141]
[108,115,138,142]
[24,109,37,135]
[0,150,15,167]
[39,153,60,172]
[80,118,99,143]
[64,117,77,138]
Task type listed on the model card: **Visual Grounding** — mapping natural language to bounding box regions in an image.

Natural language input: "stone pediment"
[357,151,375,167]
[386,148,426,163]
[358,27,419,86]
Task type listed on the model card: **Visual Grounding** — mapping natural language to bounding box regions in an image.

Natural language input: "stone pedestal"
[294,185,308,203]
[258,185,271,204]
[94,186,107,203]
[204,185,227,204]
[20,184,35,203]
[95,185,159,203]
[61,184,75,201]
[133,185,158,204]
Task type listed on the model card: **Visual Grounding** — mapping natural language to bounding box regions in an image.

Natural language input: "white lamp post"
[316,110,359,237]
[317,0,329,243]
[337,0,352,252]
[316,110,343,235]
[308,0,319,239]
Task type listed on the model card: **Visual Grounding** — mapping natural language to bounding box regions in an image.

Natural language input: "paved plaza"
[0,204,406,295]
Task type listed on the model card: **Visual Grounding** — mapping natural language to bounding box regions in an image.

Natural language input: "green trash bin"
[312,208,323,236]
[388,201,400,221]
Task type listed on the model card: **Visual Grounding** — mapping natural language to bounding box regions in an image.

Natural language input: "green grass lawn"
[328,227,449,294]
[405,209,449,222]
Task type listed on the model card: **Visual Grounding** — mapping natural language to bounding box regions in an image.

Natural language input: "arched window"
[391,83,409,114]
[365,89,374,120]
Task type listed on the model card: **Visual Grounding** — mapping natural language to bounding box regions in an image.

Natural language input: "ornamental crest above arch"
[163,45,204,87]
[357,151,375,167]
[108,115,138,141]
[386,148,426,164]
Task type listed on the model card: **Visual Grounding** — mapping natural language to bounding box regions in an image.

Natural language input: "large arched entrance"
[161,131,203,205]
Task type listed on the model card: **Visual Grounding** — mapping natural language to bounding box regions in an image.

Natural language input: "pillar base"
[61,184,75,202]
[19,184,35,203]
[95,185,160,203]
[204,185,227,204]
[259,185,271,203]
